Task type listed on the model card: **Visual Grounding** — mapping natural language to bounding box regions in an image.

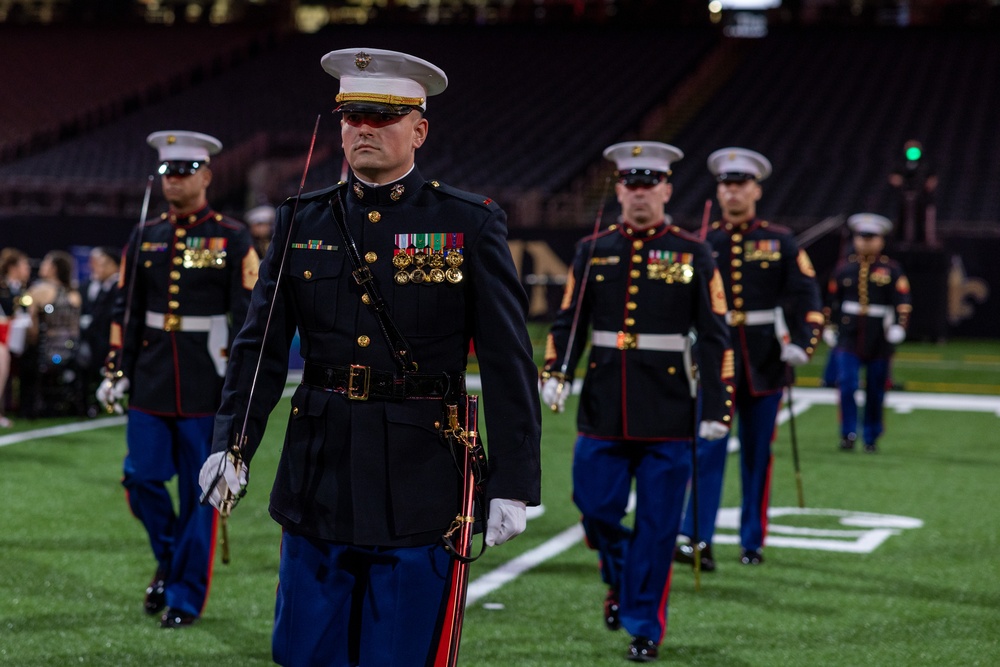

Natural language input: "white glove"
[198,451,247,511]
[96,376,130,414]
[780,344,810,367]
[485,498,527,546]
[886,324,906,345]
[823,326,839,348]
[698,420,730,441]
[540,376,569,413]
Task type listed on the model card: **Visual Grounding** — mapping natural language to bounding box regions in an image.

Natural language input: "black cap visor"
[158,160,205,177]
[619,169,668,188]
[336,101,420,116]
[716,171,757,184]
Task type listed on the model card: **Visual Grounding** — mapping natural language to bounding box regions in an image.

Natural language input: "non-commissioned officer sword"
[199,115,323,564]
[549,176,612,410]
[105,175,155,414]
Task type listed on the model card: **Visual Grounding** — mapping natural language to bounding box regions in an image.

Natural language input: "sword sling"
[200,115,323,563]
[687,343,703,592]
[786,370,806,508]
[550,176,612,410]
[436,395,482,667]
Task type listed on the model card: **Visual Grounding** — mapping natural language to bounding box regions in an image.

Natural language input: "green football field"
[1,337,998,665]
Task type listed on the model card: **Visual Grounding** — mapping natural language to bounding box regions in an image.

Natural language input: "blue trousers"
[122,410,217,617]
[680,390,782,552]
[837,351,890,445]
[573,435,690,643]
[273,533,454,667]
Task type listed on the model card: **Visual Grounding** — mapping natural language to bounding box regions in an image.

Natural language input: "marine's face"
[852,232,885,257]
[716,179,761,221]
[615,179,672,230]
[341,110,427,184]
[161,167,211,213]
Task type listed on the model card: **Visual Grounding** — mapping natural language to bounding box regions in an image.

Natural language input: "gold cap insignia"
[355,52,372,70]
[167,135,176,145]
[631,146,643,156]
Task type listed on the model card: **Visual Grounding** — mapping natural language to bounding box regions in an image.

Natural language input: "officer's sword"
[200,115,323,562]
[775,307,806,508]
[550,176,612,410]
[105,175,155,414]
[685,334,703,591]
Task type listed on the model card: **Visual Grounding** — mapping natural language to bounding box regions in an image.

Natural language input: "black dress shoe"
[603,589,621,631]
[864,441,878,453]
[626,636,658,662]
[740,549,764,565]
[144,569,167,615]
[160,608,197,628]
[839,433,857,451]
[675,541,716,572]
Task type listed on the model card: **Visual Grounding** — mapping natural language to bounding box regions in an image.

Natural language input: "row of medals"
[393,248,464,285]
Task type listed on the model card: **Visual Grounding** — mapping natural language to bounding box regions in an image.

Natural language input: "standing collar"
[347,166,425,206]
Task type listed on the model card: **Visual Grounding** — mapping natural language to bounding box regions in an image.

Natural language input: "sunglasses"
[620,170,667,190]
[158,160,204,177]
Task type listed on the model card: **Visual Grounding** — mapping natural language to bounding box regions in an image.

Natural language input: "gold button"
[169,285,180,294]
[727,386,734,393]
[761,261,769,269]
[175,242,186,251]
[725,400,733,406]
[723,415,731,422]
[364,252,377,264]
[732,271,742,280]
[368,211,381,223]
[187,215,196,223]
[626,302,637,311]
[595,275,605,282]
[734,297,744,307]
[732,284,743,294]
[170,271,181,280]
[361,294,371,305]
[357,335,371,347]
[628,285,639,295]
[732,234,743,243]
[304,270,312,279]
[434,420,441,429]
[630,269,640,279]
[632,240,643,250]
[292,407,299,416]
[668,367,676,375]
[168,300,179,309]
[144,260,152,268]
[632,254,642,263]
[732,245,742,254]
[175,229,186,237]
[625,317,635,326]
[732,259,742,267]
[172,257,183,265]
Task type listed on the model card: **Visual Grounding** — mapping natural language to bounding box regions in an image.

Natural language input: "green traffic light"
[905,146,922,161]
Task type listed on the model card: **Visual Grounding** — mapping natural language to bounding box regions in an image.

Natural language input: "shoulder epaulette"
[580,226,619,245]
[669,225,703,243]
[426,180,501,211]
[757,219,794,235]
[284,182,345,206]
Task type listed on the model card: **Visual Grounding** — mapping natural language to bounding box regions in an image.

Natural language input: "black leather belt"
[302,361,464,401]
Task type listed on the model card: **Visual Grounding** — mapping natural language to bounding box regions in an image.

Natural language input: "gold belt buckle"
[347,364,370,400]
[616,331,637,350]
[729,311,746,326]
[163,313,182,332]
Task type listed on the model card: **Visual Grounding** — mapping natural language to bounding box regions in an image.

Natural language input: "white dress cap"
[707,147,772,182]
[147,131,222,162]
[603,141,684,174]
[245,205,276,226]
[847,213,893,236]
[321,48,448,112]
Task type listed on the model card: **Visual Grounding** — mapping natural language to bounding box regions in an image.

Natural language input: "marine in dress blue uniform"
[825,213,911,452]
[675,148,823,568]
[541,142,733,662]
[198,49,541,667]
[99,131,258,627]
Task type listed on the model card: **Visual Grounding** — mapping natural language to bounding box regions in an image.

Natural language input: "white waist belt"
[842,301,891,317]
[592,330,687,352]
[726,309,776,326]
[146,311,218,333]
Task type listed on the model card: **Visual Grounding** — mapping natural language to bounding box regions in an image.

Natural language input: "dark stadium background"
[1,0,997,339]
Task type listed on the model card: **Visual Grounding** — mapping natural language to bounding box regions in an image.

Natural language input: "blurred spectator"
[21,250,84,418]
[79,246,121,417]
[0,248,33,425]
[245,204,276,260]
